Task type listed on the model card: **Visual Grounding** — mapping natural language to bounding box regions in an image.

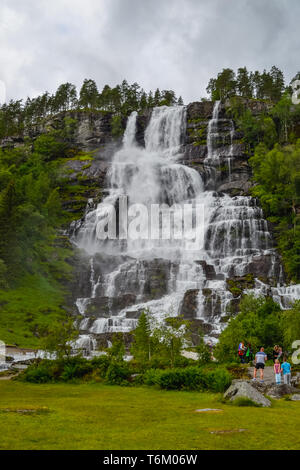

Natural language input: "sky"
[0,0,299,104]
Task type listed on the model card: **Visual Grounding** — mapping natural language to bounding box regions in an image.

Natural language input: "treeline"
[206,66,298,102]
[0,79,183,139]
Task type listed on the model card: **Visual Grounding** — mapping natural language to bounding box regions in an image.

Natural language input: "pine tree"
[79,79,99,109]
[131,311,152,364]
[236,67,253,98]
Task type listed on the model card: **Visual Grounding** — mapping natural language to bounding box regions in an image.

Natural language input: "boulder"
[224,380,271,407]
[250,380,300,399]
[291,394,300,401]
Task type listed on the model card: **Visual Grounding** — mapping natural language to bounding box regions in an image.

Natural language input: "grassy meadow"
[0,380,299,450]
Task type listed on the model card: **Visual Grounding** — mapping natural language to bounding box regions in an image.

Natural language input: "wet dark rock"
[180,289,199,319]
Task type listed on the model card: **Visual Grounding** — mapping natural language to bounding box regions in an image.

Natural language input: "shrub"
[157,369,187,390]
[90,355,110,378]
[22,362,54,383]
[142,368,161,386]
[205,368,232,392]
[105,360,131,385]
[142,366,232,392]
[60,357,92,381]
[21,357,93,383]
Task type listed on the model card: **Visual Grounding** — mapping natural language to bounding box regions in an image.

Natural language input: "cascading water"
[71,102,300,350]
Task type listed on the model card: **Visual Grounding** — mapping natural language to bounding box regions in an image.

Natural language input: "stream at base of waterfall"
[70,102,300,352]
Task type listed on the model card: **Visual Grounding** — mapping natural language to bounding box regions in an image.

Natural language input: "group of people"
[238,342,292,385]
[238,341,253,363]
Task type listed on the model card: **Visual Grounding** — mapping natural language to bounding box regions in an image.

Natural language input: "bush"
[142,366,232,392]
[90,355,110,378]
[205,368,232,392]
[60,357,92,381]
[22,361,54,383]
[157,368,187,390]
[21,357,93,383]
[105,360,131,385]
[142,368,161,386]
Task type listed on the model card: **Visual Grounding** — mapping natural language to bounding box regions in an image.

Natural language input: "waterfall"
[72,102,299,349]
[206,100,221,161]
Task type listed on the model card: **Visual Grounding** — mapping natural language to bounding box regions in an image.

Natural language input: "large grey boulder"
[250,380,300,399]
[291,394,300,401]
[224,380,271,407]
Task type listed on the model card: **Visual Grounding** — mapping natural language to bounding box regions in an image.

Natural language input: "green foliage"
[22,357,93,383]
[0,79,181,141]
[196,332,211,365]
[22,361,54,383]
[130,311,152,366]
[111,114,123,137]
[214,295,282,362]
[107,333,126,361]
[90,355,111,378]
[105,360,130,385]
[207,66,285,102]
[39,319,79,359]
[142,366,231,392]
[33,134,68,160]
[151,316,192,368]
[249,141,300,280]
[79,79,98,109]
[281,301,300,349]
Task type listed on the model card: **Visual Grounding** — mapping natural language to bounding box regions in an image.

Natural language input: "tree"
[79,79,99,109]
[54,83,77,111]
[215,68,236,100]
[160,90,177,106]
[131,311,152,364]
[271,92,292,142]
[270,66,285,102]
[153,88,161,106]
[196,331,211,365]
[107,332,126,361]
[282,301,300,350]
[40,319,79,359]
[152,316,192,367]
[236,67,253,98]
[214,295,282,362]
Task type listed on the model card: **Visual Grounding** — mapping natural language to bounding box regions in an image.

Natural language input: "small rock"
[210,429,247,434]
[195,408,223,413]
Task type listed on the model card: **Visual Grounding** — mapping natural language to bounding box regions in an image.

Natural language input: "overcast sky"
[0,0,299,104]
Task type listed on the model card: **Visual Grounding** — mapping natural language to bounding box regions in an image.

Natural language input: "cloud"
[0,0,299,104]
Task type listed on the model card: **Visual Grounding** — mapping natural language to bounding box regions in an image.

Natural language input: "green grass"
[0,381,299,450]
[0,274,66,348]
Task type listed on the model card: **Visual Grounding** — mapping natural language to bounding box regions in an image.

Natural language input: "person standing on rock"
[273,345,279,363]
[253,347,267,382]
[245,343,253,363]
[238,341,246,363]
[281,358,292,385]
[274,359,281,385]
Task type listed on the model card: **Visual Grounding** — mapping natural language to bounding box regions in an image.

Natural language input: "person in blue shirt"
[281,357,292,385]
